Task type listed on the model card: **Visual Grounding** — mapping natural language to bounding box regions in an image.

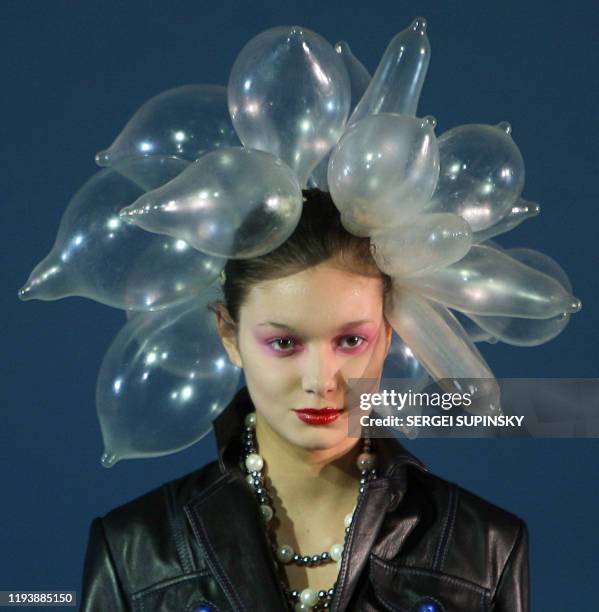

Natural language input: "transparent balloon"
[328,113,439,235]
[472,198,540,244]
[348,17,430,126]
[385,287,501,415]
[453,311,498,344]
[18,156,224,310]
[430,122,525,232]
[228,25,350,187]
[95,84,240,167]
[382,333,431,389]
[308,41,372,190]
[371,213,472,278]
[120,147,303,259]
[96,297,241,467]
[404,244,581,319]
[466,248,574,346]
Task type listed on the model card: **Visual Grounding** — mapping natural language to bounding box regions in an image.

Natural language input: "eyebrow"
[257,319,375,333]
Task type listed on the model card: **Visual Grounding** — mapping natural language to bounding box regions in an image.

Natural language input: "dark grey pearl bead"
[292,554,301,562]
[291,590,299,598]
[318,590,327,598]
[321,552,330,560]
[302,555,310,565]
[311,555,320,564]
[328,588,335,596]
[359,486,365,494]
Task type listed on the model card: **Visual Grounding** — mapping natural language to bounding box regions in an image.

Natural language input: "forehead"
[239,262,384,330]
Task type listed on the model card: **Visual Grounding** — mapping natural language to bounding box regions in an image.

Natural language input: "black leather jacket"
[81,387,529,611]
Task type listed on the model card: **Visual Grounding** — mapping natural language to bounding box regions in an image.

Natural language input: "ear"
[214,304,243,368]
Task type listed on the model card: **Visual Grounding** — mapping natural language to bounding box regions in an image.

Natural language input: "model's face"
[218,260,392,450]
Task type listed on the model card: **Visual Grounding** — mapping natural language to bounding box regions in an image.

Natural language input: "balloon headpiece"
[19,18,581,466]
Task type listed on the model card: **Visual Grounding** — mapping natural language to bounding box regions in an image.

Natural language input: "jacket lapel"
[330,478,392,611]
[330,444,425,611]
[184,470,288,611]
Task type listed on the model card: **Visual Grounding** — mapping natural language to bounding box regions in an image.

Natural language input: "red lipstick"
[293,408,342,425]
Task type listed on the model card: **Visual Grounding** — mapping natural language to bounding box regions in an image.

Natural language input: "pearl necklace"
[241,412,377,611]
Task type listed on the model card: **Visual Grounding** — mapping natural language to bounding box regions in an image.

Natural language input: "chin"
[287,419,350,451]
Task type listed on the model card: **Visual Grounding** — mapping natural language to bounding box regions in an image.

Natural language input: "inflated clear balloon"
[385,287,501,415]
[382,333,431,390]
[328,113,439,235]
[95,84,240,167]
[348,17,430,126]
[371,213,472,278]
[119,147,303,259]
[96,299,241,467]
[403,244,581,319]
[472,198,540,244]
[18,156,224,310]
[466,248,575,346]
[308,41,372,190]
[453,311,498,344]
[431,122,525,232]
[228,25,351,187]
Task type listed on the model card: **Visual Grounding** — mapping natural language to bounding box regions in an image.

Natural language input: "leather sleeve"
[493,519,530,612]
[80,517,130,611]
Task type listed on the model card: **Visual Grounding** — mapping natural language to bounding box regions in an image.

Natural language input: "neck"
[254,415,362,509]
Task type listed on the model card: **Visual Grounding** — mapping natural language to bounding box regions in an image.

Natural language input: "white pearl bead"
[259,504,273,522]
[245,474,254,486]
[276,544,294,563]
[344,511,353,528]
[329,543,344,562]
[299,587,318,606]
[245,452,263,472]
[294,602,310,611]
[244,412,256,427]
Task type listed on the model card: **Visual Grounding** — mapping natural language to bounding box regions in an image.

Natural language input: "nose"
[301,344,339,396]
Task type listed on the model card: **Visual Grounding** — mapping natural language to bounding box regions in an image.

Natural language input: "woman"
[80,189,529,611]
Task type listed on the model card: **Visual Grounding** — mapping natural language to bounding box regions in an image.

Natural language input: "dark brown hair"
[215,188,391,324]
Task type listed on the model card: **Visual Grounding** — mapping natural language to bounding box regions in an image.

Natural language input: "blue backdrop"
[3,1,598,610]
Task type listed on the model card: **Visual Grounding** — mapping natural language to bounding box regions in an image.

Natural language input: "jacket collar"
[185,386,427,611]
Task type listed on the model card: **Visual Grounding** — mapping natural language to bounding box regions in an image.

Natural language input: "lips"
[293,407,342,425]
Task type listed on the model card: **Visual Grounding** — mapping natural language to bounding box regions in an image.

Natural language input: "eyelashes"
[267,335,368,355]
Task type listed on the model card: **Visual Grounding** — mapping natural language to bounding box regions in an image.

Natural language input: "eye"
[269,337,297,352]
[339,335,366,349]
